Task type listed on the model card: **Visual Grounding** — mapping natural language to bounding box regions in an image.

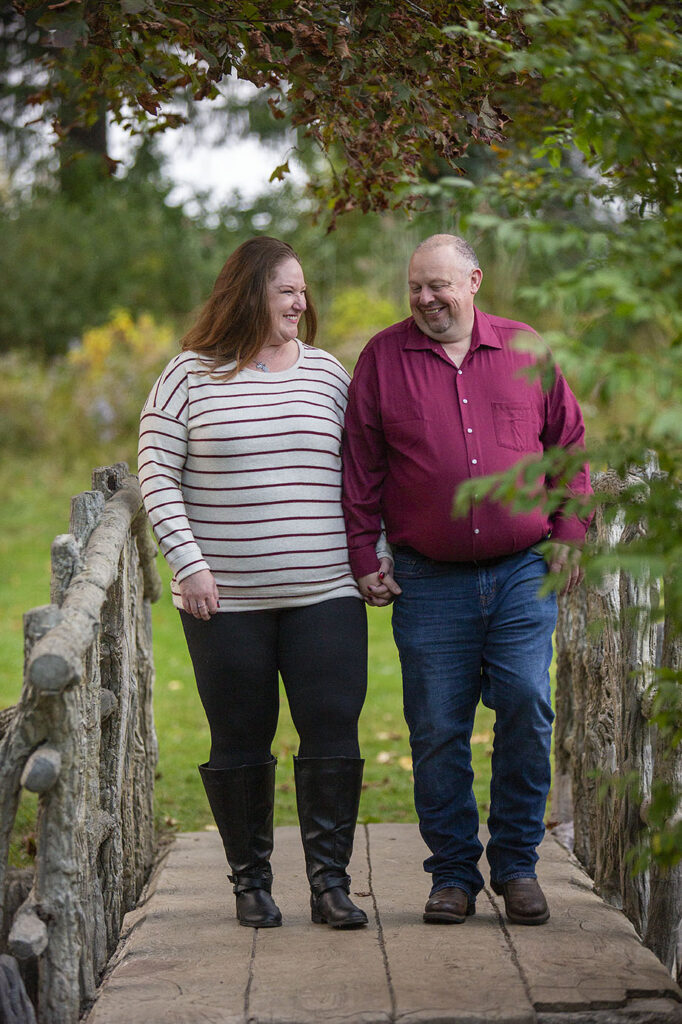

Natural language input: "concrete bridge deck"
[84,824,682,1024]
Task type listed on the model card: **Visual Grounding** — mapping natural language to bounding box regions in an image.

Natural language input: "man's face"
[408,246,482,341]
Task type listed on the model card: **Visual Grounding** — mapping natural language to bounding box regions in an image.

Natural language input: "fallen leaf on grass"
[376,751,393,764]
[362,777,391,789]
[398,756,413,771]
[471,731,491,744]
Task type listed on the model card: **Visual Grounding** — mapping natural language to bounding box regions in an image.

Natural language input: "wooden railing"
[0,463,162,1024]
[554,467,682,981]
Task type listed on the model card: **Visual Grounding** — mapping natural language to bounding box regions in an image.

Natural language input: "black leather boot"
[294,756,368,929]
[199,759,282,928]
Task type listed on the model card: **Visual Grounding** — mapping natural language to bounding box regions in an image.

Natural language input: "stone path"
[84,824,682,1024]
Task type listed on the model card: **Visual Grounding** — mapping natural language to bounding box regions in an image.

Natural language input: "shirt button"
[474,528,480,535]
[472,459,478,464]
[462,398,468,404]
[458,370,463,375]
[467,428,473,433]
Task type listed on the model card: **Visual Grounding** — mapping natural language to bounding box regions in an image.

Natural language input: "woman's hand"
[357,557,402,607]
[178,569,220,619]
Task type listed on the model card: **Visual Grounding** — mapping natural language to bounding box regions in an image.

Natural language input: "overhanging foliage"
[8,0,524,219]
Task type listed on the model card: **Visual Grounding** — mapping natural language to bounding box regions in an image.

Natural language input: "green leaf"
[268,161,290,182]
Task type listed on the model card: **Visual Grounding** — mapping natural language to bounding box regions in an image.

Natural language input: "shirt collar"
[404,308,503,353]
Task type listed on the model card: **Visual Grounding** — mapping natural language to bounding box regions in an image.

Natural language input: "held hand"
[178,568,220,620]
[358,557,402,607]
[546,542,584,596]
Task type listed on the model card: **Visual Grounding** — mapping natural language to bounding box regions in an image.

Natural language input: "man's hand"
[357,557,402,607]
[545,542,584,595]
[178,568,220,619]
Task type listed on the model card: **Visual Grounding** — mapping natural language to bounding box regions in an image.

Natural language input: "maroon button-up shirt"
[342,308,592,579]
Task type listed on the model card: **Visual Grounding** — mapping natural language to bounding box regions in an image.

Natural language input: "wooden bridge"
[84,824,681,1023]
[1,466,681,1024]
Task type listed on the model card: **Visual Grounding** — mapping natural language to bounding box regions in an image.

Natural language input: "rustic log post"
[552,589,583,835]
[92,462,131,499]
[644,605,682,982]
[132,510,164,604]
[0,605,62,942]
[31,622,100,1021]
[70,491,106,547]
[50,536,81,608]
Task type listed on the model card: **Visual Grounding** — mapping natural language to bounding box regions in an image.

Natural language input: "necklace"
[254,360,269,372]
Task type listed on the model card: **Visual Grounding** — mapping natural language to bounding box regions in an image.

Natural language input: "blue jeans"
[392,546,557,898]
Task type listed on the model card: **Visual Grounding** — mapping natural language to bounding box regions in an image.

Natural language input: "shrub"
[322,286,403,367]
[0,311,176,464]
[67,309,176,446]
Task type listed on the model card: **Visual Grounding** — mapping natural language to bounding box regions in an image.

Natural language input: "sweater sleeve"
[541,368,593,544]
[375,526,393,566]
[138,360,211,583]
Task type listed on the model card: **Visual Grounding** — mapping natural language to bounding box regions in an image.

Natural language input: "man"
[342,234,591,926]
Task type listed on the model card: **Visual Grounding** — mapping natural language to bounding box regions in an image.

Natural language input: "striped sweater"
[138,341,370,611]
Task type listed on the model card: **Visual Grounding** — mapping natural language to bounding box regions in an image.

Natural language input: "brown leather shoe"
[491,878,549,925]
[423,886,476,924]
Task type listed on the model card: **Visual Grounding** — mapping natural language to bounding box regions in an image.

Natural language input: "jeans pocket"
[393,556,422,578]
[394,551,448,580]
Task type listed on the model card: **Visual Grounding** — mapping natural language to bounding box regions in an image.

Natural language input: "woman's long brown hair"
[181,236,317,379]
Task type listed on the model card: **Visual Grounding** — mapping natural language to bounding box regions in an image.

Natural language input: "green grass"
[0,455,498,854]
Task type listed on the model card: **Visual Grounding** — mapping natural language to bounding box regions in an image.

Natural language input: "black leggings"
[180,597,368,769]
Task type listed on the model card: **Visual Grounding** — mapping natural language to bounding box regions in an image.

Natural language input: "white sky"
[108,80,305,212]
[108,123,297,210]
[158,132,303,211]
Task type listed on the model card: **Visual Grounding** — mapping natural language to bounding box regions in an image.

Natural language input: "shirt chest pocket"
[491,402,537,452]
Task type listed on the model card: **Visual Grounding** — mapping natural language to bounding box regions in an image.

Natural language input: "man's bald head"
[412,234,480,271]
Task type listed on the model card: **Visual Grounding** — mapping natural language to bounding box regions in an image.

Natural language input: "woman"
[138,237,389,930]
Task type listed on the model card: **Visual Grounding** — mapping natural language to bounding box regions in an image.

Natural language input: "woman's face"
[265,257,307,347]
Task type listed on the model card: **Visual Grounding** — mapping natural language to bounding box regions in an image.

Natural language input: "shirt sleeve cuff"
[549,515,589,545]
[349,545,382,580]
